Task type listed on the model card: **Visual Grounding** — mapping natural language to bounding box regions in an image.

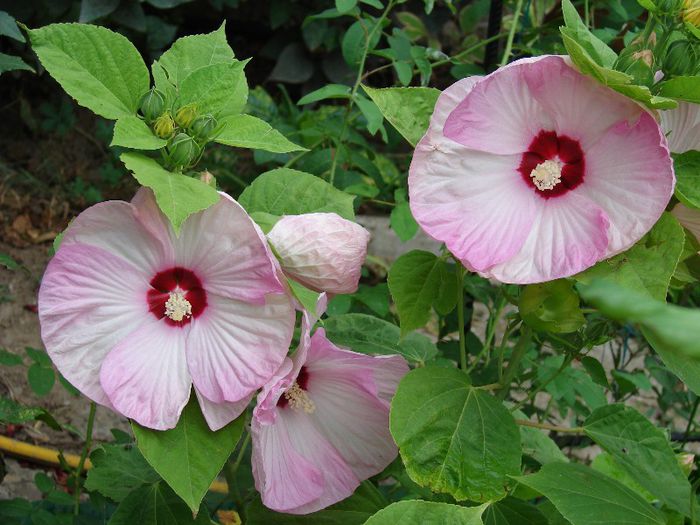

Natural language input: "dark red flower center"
[518,130,585,198]
[278,367,311,409]
[147,267,207,327]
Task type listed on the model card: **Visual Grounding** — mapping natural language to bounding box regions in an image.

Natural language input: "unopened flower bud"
[199,170,216,187]
[190,114,218,139]
[153,112,175,139]
[167,133,200,168]
[678,452,695,476]
[267,213,370,295]
[139,88,165,122]
[174,104,197,128]
[664,40,700,76]
[632,49,654,68]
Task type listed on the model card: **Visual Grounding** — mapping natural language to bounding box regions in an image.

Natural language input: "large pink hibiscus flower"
[251,309,408,514]
[409,55,675,283]
[38,189,295,430]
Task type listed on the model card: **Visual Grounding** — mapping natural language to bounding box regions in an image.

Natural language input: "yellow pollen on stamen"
[284,382,315,414]
[530,159,563,191]
[165,291,192,322]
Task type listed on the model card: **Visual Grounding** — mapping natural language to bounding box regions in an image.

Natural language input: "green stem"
[584,0,590,28]
[223,430,251,516]
[466,298,505,374]
[329,0,395,185]
[73,402,97,515]
[499,0,525,67]
[515,418,584,434]
[684,396,700,443]
[510,352,575,413]
[432,32,510,68]
[457,263,468,372]
[498,326,532,400]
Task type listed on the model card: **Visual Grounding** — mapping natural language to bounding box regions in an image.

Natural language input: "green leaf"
[27,364,54,397]
[342,19,381,67]
[561,0,617,67]
[85,444,160,502]
[657,76,700,104]
[483,497,548,525]
[0,397,44,424]
[246,481,386,524]
[298,84,352,105]
[28,23,149,119]
[519,279,584,333]
[178,60,248,117]
[0,52,34,74]
[673,151,700,209]
[25,347,51,366]
[239,168,355,219]
[0,11,24,42]
[584,404,692,516]
[362,85,440,146]
[112,116,167,150]
[214,114,306,153]
[109,481,210,524]
[120,152,219,234]
[0,253,19,270]
[576,213,685,300]
[335,0,358,13]
[365,500,487,525]
[581,356,609,387]
[355,94,384,136]
[390,367,521,502]
[390,201,418,242]
[515,410,568,465]
[512,462,665,525]
[157,23,234,87]
[388,251,458,335]
[324,313,438,364]
[0,349,23,366]
[287,279,322,318]
[132,397,244,512]
[591,451,655,501]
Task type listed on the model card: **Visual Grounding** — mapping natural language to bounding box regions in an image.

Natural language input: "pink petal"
[660,101,700,154]
[578,111,674,255]
[186,292,295,404]
[420,75,481,137]
[194,386,251,432]
[409,144,540,272]
[173,193,285,304]
[62,194,172,275]
[100,319,191,430]
[673,203,700,244]
[485,191,610,283]
[267,213,370,295]
[38,243,151,408]
[523,56,642,151]
[443,56,554,155]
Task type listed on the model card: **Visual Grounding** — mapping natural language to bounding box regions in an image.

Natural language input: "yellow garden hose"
[0,435,228,494]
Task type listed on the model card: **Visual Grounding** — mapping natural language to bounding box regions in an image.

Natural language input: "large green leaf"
[157,23,234,87]
[178,60,247,117]
[108,481,210,524]
[324,313,438,365]
[483,497,547,525]
[238,168,355,219]
[512,462,665,525]
[390,367,521,502]
[364,500,487,525]
[576,213,685,300]
[120,152,219,234]
[215,114,306,153]
[28,23,149,119]
[85,444,160,502]
[112,116,167,150]
[362,85,440,146]
[519,279,584,333]
[132,397,244,512]
[584,404,692,516]
[561,0,617,67]
[673,151,700,209]
[388,251,458,336]
[657,76,700,104]
[246,481,386,524]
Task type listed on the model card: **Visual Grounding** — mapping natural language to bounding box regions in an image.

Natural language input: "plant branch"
[515,418,584,434]
[499,0,525,67]
[73,402,96,515]
[457,263,468,372]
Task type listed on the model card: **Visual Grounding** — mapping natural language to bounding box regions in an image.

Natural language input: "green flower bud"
[139,88,165,122]
[167,133,200,168]
[174,104,198,128]
[664,40,700,76]
[153,112,175,139]
[190,114,218,139]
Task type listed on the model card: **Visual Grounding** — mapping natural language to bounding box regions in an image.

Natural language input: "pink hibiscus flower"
[267,213,370,295]
[409,55,675,283]
[38,188,295,430]
[251,308,408,514]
